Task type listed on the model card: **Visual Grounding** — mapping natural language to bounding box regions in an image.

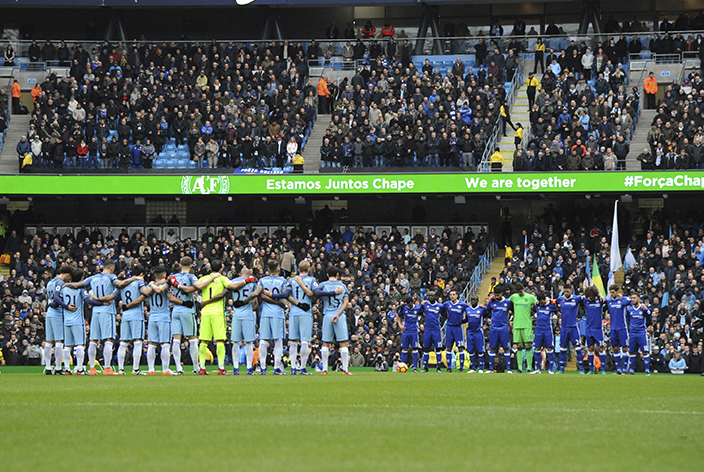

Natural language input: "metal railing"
[461,240,498,302]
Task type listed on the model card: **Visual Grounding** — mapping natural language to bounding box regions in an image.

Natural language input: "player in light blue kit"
[166,257,200,375]
[441,288,469,372]
[44,265,76,375]
[420,290,444,373]
[395,296,422,372]
[270,260,317,375]
[555,284,585,374]
[313,266,350,375]
[532,292,557,374]
[141,266,177,375]
[581,286,607,374]
[227,267,261,375]
[258,261,289,375]
[62,269,104,375]
[486,286,514,373]
[626,292,652,375]
[606,284,631,374]
[70,259,137,375]
[464,296,488,373]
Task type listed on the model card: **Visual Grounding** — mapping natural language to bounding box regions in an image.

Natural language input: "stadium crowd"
[0,208,492,370]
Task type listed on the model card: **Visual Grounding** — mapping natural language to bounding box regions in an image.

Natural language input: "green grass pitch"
[1,370,702,471]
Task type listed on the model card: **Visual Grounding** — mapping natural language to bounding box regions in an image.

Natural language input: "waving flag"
[624,246,637,270]
[610,201,622,273]
[592,256,605,296]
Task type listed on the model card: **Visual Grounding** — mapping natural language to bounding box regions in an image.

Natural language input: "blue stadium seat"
[188,160,198,169]
[166,159,177,169]
[177,159,188,169]
[153,159,166,169]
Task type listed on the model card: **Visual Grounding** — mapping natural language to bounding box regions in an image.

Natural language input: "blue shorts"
[232,318,256,343]
[289,316,313,342]
[90,313,116,341]
[322,314,348,343]
[629,332,648,353]
[121,320,144,341]
[560,326,582,348]
[577,318,587,338]
[533,330,554,349]
[172,311,197,337]
[489,327,510,350]
[260,317,285,340]
[585,328,604,347]
[423,329,442,349]
[148,320,171,344]
[46,318,64,342]
[401,332,419,349]
[445,325,465,348]
[611,328,629,347]
[64,324,86,346]
[466,330,485,353]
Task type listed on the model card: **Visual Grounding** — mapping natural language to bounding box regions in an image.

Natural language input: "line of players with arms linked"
[41,253,653,376]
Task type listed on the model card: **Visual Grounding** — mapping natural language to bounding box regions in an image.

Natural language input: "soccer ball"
[396,362,408,373]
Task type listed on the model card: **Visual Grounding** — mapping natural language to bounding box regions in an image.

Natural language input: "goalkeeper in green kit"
[509,283,537,373]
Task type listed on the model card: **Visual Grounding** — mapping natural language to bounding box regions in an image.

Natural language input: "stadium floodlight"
[585,194,591,199]
[102,197,108,202]
[228,197,233,201]
[421,196,426,201]
[662,193,668,199]
[262,196,267,202]
[495,195,501,200]
[454,196,466,204]
[295,197,306,205]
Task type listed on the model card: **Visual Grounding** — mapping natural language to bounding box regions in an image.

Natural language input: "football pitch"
[1,370,702,471]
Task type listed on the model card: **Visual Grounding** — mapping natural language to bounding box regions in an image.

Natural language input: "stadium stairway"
[301,114,328,174]
[475,249,506,300]
[627,109,657,170]
[497,77,536,171]
[0,114,32,174]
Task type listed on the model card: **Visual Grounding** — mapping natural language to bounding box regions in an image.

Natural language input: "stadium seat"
[166,159,177,169]
[188,160,198,169]
[177,159,188,169]
[153,159,166,169]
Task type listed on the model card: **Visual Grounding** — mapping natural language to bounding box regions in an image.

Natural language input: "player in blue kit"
[464,296,488,373]
[44,265,76,375]
[581,286,607,374]
[555,284,585,374]
[626,292,652,375]
[140,266,177,375]
[68,260,138,375]
[606,284,631,374]
[62,269,104,375]
[441,288,469,372]
[258,261,289,375]
[486,286,513,373]
[270,260,317,375]
[313,266,350,375]
[227,267,261,375]
[395,297,421,372]
[532,293,557,374]
[420,290,444,373]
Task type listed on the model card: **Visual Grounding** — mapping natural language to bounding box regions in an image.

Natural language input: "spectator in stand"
[644,72,658,109]
[669,350,686,373]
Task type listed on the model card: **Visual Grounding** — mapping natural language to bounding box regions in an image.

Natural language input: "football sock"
[644,353,650,372]
[535,351,542,371]
[599,353,607,372]
[289,341,299,370]
[412,350,419,369]
[488,351,496,370]
[259,341,268,370]
[548,351,555,371]
[434,349,442,368]
[588,353,594,371]
[133,341,143,371]
[517,349,524,371]
[117,342,128,371]
[245,343,254,369]
[103,341,113,368]
[44,343,53,371]
[63,347,71,370]
[76,346,85,371]
[147,344,156,372]
[575,348,584,371]
[400,350,407,364]
[471,353,477,370]
[526,348,533,371]
[172,339,182,372]
[340,347,349,372]
[216,342,225,369]
[559,351,566,370]
[423,351,429,368]
[614,351,621,371]
[55,343,63,370]
[161,344,170,372]
[504,352,512,371]
[478,353,485,370]
[321,346,329,372]
[88,341,97,368]
[628,354,636,372]
[189,339,199,371]
[274,339,283,370]
[198,342,207,368]
[459,351,465,370]
[299,342,309,370]
[232,344,240,369]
